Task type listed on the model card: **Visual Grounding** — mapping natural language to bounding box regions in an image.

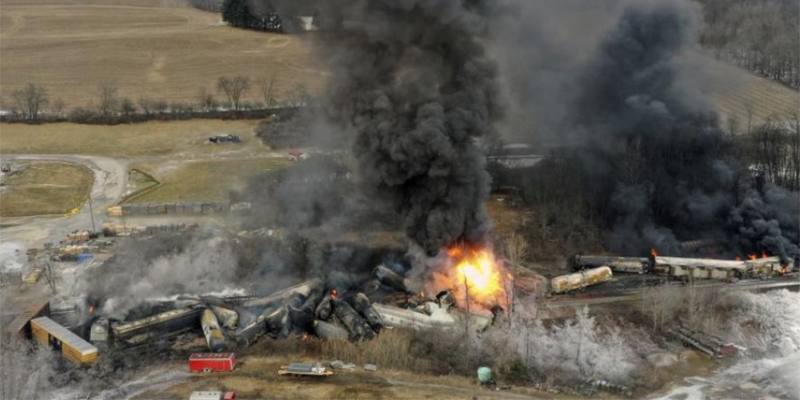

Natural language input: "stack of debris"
[669,326,744,359]
[74,260,507,356]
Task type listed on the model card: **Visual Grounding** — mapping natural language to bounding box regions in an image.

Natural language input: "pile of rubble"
[81,261,507,355]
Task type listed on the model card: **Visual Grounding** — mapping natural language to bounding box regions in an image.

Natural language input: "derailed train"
[571,254,794,280]
[83,278,386,354]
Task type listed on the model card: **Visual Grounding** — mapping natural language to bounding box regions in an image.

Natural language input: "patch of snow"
[0,241,25,273]
[651,290,800,400]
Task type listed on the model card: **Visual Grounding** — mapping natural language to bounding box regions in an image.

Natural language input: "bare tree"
[197,87,216,111]
[120,97,136,117]
[154,100,169,114]
[41,261,58,294]
[788,111,800,190]
[138,97,154,115]
[217,76,250,111]
[260,74,277,107]
[504,233,529,316]
[97,82,120,117]
[748,119,794,188]
[639,284,682,332]
[288,83,310,106]
[12,83,48,121]
[1,336,56,399]
[50,98,65,118]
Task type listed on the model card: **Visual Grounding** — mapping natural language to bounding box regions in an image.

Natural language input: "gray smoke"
[316,0,502,255]
[492,0,799,259]
[81,232,240,319]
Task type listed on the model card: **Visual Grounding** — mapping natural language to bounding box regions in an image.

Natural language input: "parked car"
[208,134,241,144]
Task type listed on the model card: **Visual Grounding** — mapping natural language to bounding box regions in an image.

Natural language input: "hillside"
[699,52,799,128]
[0,0,326,107]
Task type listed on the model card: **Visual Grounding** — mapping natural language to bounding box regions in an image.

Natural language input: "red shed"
[189,353,236,373]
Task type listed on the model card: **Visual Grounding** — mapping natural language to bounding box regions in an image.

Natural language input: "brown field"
[0,0,326,107]
[0,161,93,217]
[696,52,800,127]
[0,119,263,157]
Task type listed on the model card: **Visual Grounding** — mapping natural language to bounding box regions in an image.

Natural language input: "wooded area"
[735,116,800,191]
[696,0,800,89]
[222,0,284,32]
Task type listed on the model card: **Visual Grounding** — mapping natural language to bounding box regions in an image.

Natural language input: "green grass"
[120,168,160,203]
[0,161,93,217]
[127,157,291,203]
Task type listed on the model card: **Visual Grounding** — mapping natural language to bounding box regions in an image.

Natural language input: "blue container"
[76,253,93,263]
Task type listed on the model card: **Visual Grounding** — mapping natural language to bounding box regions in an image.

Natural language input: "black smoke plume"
[269,0,502,255]
[494,0,799,259]
[574,1,798,259]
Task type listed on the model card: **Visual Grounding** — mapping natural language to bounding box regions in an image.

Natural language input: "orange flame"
[330,288,338,300]
[748,254,757,261]
[650,248,658,257]
[762,251,769,259]
[735,256,741,261]
[428,244,509,310]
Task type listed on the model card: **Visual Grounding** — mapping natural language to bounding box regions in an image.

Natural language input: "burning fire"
[745,252,770,261]
[428,244,509,310]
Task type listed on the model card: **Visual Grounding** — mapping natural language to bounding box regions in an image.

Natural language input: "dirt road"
[0,154,128,248]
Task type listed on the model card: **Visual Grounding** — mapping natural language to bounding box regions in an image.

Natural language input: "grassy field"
[700,52,800,127]
[0,119,263,157]
[0,0,326,107]
[127,157,290,203]
[0,161,93,217]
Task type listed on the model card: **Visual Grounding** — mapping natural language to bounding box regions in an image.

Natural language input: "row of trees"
[222,0,283,32]
[696,0,800,88]
[3,76,311,124]
[731,116,800,191]
[188,0,223,12]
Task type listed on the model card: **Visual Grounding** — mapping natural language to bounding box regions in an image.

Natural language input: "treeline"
[222,0,284,32]
[188,0,223,12]
[696,0,800,89]
[731,116,800,191]
[1,77,312,125]
[486,116,800,257]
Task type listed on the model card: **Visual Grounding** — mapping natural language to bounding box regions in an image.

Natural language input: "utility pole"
[87,196,96,233]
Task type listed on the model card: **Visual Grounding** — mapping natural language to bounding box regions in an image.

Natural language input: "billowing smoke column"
[570,2,733,254]
[559,1,799,259]
[318,0,502,254]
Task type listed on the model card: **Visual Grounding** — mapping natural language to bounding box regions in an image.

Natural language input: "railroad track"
[542,276,800,308]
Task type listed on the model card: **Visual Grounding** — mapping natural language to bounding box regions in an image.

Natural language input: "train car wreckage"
[572,254,793,282]
[19,242,794,367]
[66,261,507,357]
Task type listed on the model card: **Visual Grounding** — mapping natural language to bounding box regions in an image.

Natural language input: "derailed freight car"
[650,256,787,280]
[550,266,613,294]
[31,317,98,366]
[111,306,203,344]
[571,255,648,274]
[201,309,226,352]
